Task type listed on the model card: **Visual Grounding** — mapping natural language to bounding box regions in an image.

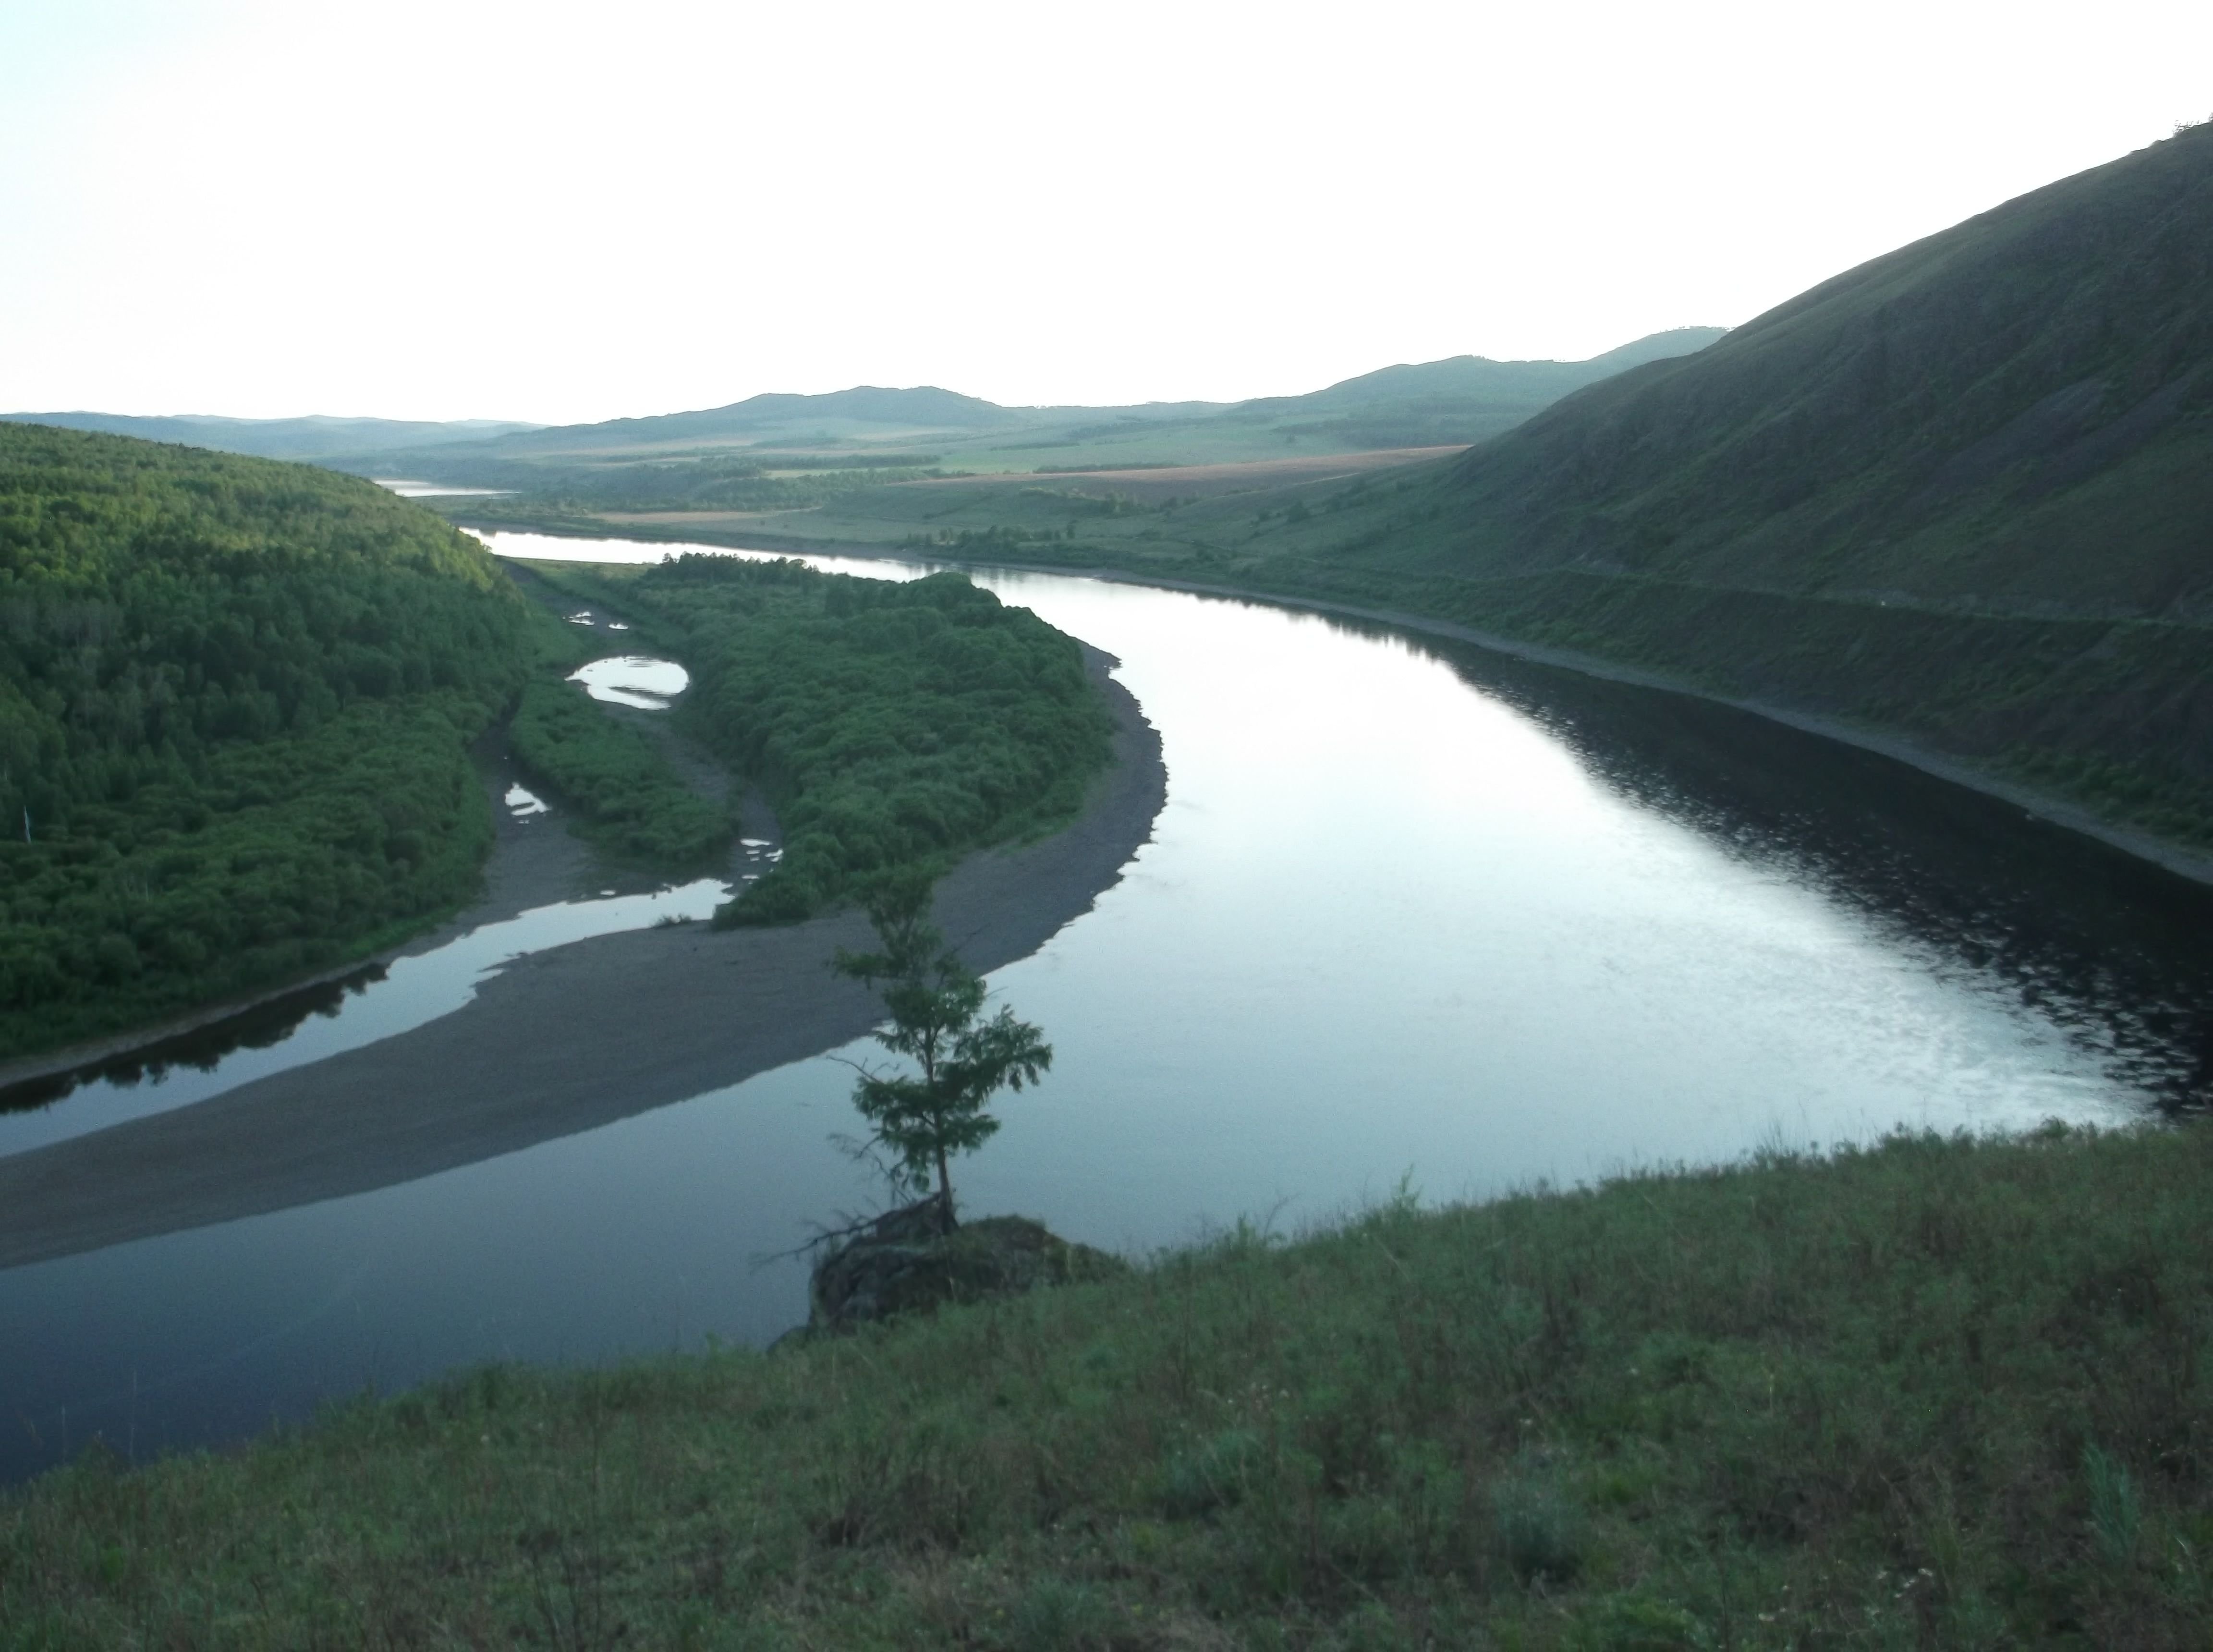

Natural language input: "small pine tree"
[831,873,1051,1229]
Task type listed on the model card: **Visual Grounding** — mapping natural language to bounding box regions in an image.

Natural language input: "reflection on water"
[568,655,690,710]
[0,879,730,1157]
[1414,638,2213,1113]
[4,532,2211,1483]
[373,479,511,498]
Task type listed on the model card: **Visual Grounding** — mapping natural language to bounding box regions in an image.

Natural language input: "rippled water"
[3,529,2207,1482]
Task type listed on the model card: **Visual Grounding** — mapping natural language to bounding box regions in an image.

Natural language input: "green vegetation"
[0,424,532,1060]
[519,557,1113,923]
[8,1123,2213,1645]
[833,874,1054,1218]
[507,674,732,868]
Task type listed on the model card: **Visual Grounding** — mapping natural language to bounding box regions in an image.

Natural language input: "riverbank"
[453,510,2213,891]
[0,649,1164,1270]
[7,1121,2209,1645]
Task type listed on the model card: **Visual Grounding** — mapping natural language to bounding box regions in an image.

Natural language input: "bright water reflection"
[4,530,2210,1481]
[372,480,511,498]
[568,655,690,710]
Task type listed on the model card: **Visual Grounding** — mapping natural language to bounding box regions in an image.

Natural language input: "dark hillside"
[0,425,533,1059]
[1403,126,2213,618]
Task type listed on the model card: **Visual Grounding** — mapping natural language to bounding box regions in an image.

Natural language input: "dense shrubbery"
[507,676,730,866]
[533,556,1113,922]
[0,424,532,1057]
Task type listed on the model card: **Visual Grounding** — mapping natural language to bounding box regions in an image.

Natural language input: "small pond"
[568,656,690,710]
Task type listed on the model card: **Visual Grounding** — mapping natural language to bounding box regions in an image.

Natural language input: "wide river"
[4,533,2209,1480]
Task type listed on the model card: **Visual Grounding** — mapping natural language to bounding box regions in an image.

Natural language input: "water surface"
[0,879,729,1157]
[4,530,2208,1482]
[569,655,690,710]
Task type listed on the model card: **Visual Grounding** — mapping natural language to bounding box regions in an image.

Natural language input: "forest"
[524,556,1114,923]
[0,425,533,1060]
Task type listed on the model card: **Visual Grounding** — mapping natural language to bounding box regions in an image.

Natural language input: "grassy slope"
[6,1124,2212,1647]
[0,425,535,1060]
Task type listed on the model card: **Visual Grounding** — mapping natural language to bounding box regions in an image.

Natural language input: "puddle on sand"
[0,878,731,1157]
[568,656,690,711]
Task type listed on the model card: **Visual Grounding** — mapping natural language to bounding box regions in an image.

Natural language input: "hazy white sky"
[2,0,2207,424]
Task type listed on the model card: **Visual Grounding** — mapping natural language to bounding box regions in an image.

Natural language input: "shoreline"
[0,725,672,1103]
[0,652,1165,1271]
[462,513,2213,891]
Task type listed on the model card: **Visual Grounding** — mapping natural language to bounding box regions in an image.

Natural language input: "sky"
[2,0,2208,425]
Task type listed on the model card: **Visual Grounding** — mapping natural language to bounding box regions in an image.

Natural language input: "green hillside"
[1390,133,2213,616]
[0,425,534,1060]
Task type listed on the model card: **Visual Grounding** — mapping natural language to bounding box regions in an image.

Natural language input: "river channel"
[3,531,2209,1481]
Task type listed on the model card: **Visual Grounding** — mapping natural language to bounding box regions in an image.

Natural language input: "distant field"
[935,445,1469,501]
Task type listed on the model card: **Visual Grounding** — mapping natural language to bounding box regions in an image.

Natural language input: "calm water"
[4,531,2209,1481]
[0,879,731,1156]
[569,655,690,710]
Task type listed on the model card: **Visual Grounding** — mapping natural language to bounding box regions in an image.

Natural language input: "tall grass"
[5,1124,2212,1646]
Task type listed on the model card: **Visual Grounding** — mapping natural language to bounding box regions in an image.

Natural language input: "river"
[3,531,2208,1481]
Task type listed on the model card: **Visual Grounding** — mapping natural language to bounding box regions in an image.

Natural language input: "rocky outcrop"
[803,1202,1126,1336]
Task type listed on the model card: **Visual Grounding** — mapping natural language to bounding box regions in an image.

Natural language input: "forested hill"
[0,425,533,1061]
[1405,124,2213,617]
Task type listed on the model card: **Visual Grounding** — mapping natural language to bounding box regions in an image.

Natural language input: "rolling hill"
[330,328,1727,489]
[1385,134,2213,620]
[0,413,541,463]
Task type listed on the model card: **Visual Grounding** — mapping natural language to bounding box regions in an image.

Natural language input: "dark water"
[3,534,2208,1484]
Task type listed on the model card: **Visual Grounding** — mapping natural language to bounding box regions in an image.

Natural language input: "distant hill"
[350,328,1727,489]
[476,385,1022,456]
[0,413,541,463]
[1224,328,1727,449]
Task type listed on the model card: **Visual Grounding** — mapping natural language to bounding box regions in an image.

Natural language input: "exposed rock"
[802,1202,1126,1336]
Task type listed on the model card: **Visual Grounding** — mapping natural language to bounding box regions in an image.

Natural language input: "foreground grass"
[7,1124,2213,1647]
